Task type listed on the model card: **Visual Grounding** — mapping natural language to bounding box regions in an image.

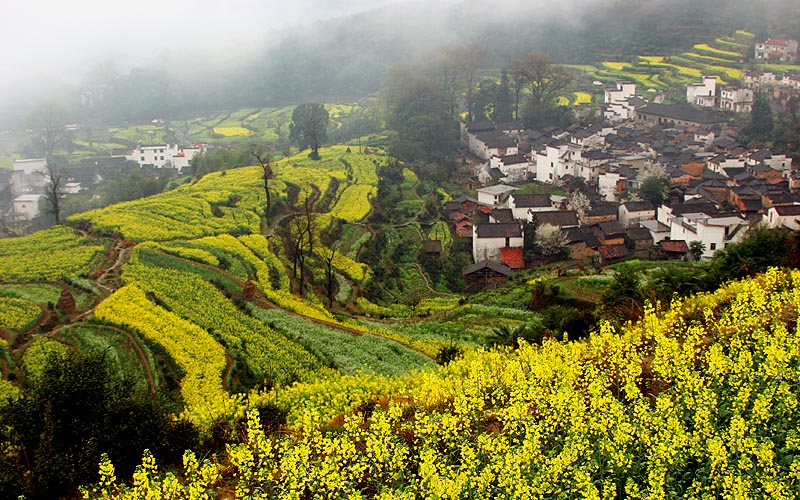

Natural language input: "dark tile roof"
[622,201,655,213]
[490,208,515,223]
[423,240,442,253]
[669,202,719,216]
[512,193,551,208]
[627,227,653,241]
[774,205,800,216]
[596,220,627,237]
[768,193,800,205]
[639,103,726,125]
[532,210,579,227]
[599,244,630,260]
[722,167,746,178]
[475,223,523,239]
[475,131,517,149]
[565,227,601,248]
[466,120,496,132]
[463,260,513,277]
[587,202,619,218]
[497,154,528,165]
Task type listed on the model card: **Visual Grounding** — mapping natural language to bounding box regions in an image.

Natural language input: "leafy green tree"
[289,102,329,160]
[471,71,513,122]
[599,265,645,324]
[707,226,795,288]
[0,350,169,499]
[382,63,456,163]
[637,175,669,207]
[512,51,573,127]
[689,240,706,261]
[744,92,774,144]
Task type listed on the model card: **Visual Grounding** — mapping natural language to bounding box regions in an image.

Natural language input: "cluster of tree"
[598,226,800,325]
[189,144,260,176]
[0,350,170,499]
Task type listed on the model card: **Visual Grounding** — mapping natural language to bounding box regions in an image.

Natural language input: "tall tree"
[744,92,774,144]
[41,158,66,224]
[518,51,572,107]
[382,63,456,163]
[28,103,69,224]
[512,51,573,127]
[637,175,669,207]
[289,102,329,160]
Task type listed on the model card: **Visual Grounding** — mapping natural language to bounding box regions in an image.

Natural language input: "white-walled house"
[467,131,518,160]
[755,38,799,63]
[534,141,581,184]
[508,193,555,222]
[603,81,638,122]
[126,144,204,169]
[476,184,517,207]
[745,150,793,173]
[11,158,47,196]
[598,169,628,201]
[667,212,748,260]
[12,194,45,221]
[707,154,746,174]
[718,86,753,113]
[765,205,800,230]
[489,154,531,183]
[686,76,717,108]
[472,223,524,262]
[744,70,778,90]
[619,201,655,227]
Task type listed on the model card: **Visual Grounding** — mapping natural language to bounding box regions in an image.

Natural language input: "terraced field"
[569,30,755,92]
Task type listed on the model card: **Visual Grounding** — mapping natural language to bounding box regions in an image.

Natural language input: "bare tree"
[29,103,68,223]
[251,148,274,224]
[286,188,317,296]
[316,241,339,307]
[28,102,67,160]
[41,160,66,223]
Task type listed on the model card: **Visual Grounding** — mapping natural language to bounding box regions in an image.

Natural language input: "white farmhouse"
[12,194,45,221]
[755,38,799,63]
[718,86,753,113]
[686,76,717,108]
[472,223,524,263]
[619,201,655,228]
[765,205,800,230]
[534,141,581,184]
[603,81,638,122]
[667,211,749,260]
[508,193,555,222]
[489,154,531,183]
[11,158,47,196]
[126,144,204,169]
[476,184,517,207]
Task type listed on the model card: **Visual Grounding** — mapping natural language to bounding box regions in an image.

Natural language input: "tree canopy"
[289,102,329,160]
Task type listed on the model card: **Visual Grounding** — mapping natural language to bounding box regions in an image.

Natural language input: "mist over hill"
[0,0,797,128]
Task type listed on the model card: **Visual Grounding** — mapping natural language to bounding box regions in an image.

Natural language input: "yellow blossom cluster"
[87,269,800,498]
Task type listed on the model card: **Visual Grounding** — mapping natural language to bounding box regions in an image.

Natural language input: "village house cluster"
[1,142,204,224]
[455,81,798,290]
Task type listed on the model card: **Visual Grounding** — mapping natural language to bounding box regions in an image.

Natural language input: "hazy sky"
[1,0,409,84]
